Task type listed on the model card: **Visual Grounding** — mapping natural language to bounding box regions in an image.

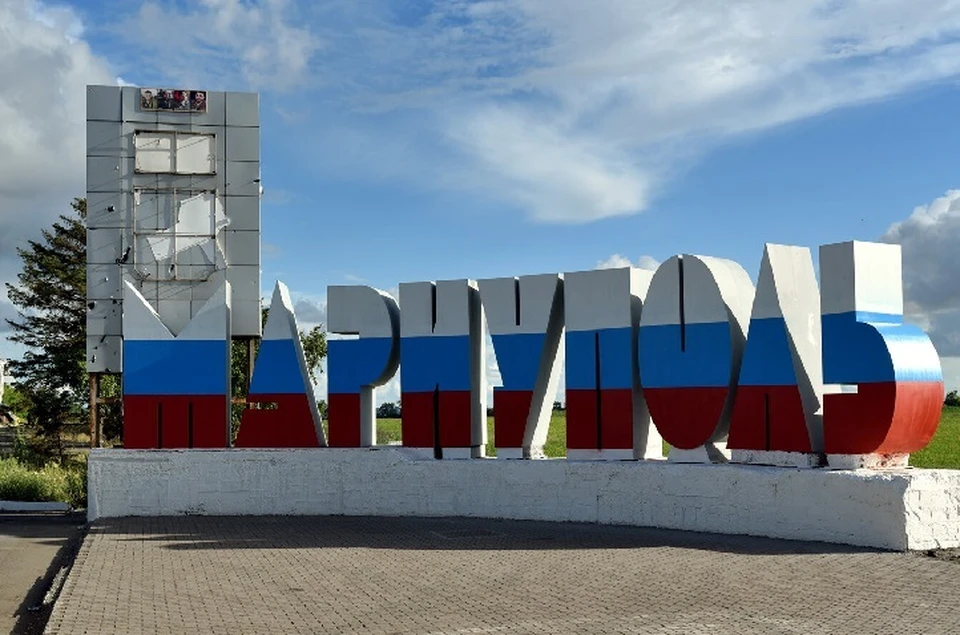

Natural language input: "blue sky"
[2,0,960,401]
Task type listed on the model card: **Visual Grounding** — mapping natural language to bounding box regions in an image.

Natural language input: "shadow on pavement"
[0,512,87,635]
[96,515,880,556]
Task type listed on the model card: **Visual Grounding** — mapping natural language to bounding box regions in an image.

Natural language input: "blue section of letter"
[491,333,546,392]
[327,337,396,394]
[638,322,733,388]
[123,340,228,395]
[737,318,798,387]
[400,335,472,393]
[249,339,309,395]
[822,311,941,384]
[565,327,633,391]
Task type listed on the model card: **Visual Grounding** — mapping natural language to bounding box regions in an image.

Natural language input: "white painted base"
[731,450,825,468]
[0,501,71,512]
[495,446,547,460]
[566,449,601,461]
[668,442,730,464]
[828,453,910,469]
[598,449,636,461]
[87,449,960,551]
[442,447,484,460]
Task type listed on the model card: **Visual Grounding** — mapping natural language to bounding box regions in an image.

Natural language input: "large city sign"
[120,240,943,470]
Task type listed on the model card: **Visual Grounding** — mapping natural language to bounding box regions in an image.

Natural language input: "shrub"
[0,456,87,508]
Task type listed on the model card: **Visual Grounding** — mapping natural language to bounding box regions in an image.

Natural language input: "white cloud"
[881,189,960,389]
[446,106,649,222]
[113,0,320,91]
[0,1,115,360]
[284,290,327,332]
[293,0,960,223]
[596,254,660,270]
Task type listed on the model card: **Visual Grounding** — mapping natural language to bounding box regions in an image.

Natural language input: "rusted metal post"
[89,373,101,448]
[246,338,255,393]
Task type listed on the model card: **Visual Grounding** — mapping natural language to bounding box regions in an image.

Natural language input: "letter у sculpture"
[234,282,326,448]
[326,285,401,447]
[564,268,661,460]
[478,274,564,459]
[121,280,231,449]
[399,280,486,459]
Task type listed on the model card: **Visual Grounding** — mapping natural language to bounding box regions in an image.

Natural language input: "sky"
[2,0,960,405]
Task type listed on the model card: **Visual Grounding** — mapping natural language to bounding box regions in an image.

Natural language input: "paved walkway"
[47,516,960,634]
[0,512,86,635]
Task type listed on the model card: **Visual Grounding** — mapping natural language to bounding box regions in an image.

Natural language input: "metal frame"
[133,129,217,176]
[131,187,225,282]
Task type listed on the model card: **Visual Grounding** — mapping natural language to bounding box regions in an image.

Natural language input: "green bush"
[0,456,87,508]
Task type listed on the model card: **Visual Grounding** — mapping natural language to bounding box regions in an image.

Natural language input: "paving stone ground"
[46,516,960,634]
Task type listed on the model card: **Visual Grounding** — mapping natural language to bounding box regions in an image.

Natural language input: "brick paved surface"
[46,516,960,634]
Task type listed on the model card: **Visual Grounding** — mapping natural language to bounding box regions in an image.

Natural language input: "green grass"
[377,414,567,457]
[377,407,960,468]
[0,457,87,507]
[909,406,960,468]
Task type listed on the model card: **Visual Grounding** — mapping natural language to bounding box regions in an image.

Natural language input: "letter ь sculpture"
[819,242,943,468]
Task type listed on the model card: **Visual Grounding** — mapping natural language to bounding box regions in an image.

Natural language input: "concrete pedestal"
[87,448,960,551]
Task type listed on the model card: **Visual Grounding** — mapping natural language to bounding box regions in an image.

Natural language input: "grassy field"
[0,457,87,507]
[908,406,960,468]
[377,406,960,467]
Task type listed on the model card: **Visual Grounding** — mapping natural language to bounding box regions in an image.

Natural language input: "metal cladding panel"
[190,126,227,163]
[177,134,217,174]
[87,335,122,374]
[87,85,122,121]
[193,90,226,126]
[155,107,197,126]
[232,299,262,337]
[87,155,135,193]
[86,226,129,265]
[86,191,132,229]
[133,131,175,173]
[225,230,260,266]
[225,126,260,161]
[228,265,261,302]
[224,196,260,231]
[86,300,123,336]
[225,92,260,127]
[87,121,125,157]
[87,264,122,301]
[86,85,263,359]
[224,161,261,196]
[156,299,193,335]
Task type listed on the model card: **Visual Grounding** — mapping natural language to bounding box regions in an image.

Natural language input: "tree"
[6,199,87,401]
[376,401,401,418]
[5,199,88,457]
[945,391,960,407]
[300,325,327,385]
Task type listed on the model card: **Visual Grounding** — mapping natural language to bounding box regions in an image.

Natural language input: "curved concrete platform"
[87,448,960,551]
